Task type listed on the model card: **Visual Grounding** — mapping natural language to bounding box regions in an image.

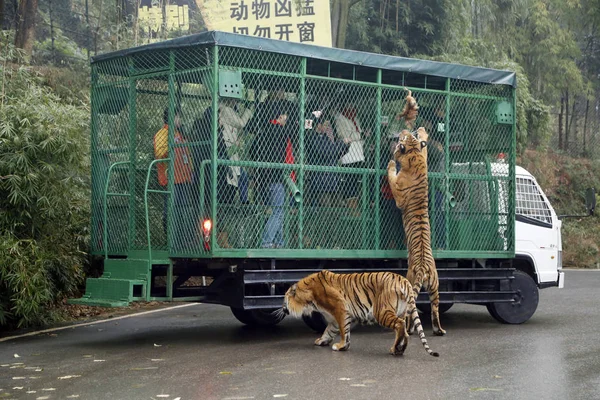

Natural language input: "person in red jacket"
[153,108,195,251]
[250,101,294,248]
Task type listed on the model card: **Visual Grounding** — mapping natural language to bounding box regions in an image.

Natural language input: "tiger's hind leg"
[428,286,446,336]
[392,316,409,356]
[423,269,445,336]
[380,310,408,356]
[375,297,409,356]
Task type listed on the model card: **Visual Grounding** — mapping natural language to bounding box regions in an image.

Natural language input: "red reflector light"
[202,219,212,233]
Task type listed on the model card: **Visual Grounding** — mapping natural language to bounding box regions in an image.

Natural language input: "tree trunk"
[537,63,541,94]
[331,0,340,47]
[0,0,5,30]
[85,0,90,60]
[379,0,389,30]
[330,0,355,48]
[94,0,105,56]
[565,89,570,152]
[133,0,140,46]
[583,95,589,155]
[558,96,564,150]
[336,0,350,48]
[571,99,577,154]
[49,0,54,63]
[162,0,168,40]
[14,0,38,62]
[395,0,399,33]
[10,0,17,30]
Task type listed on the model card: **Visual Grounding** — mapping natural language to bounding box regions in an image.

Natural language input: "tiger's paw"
[416,127,428,142]
[433,327,446,336]
[315,337,332,346]
[389,347,405,356]
[387,160,397,172]
[332,342,350,351]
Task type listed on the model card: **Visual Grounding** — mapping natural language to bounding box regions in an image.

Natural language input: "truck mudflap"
[558,271,565,289]
[241,267,517,310]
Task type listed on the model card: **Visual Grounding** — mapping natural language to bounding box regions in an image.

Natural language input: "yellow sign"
[197,0,332,47]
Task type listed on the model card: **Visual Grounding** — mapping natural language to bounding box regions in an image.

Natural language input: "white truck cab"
[514,166,564,289]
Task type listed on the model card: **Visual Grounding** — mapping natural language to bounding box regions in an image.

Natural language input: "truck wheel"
[486,270,539,324]
[302,312,357,333]
[302,312,327,333]
[416,303,454,315]
[230,307,285,326]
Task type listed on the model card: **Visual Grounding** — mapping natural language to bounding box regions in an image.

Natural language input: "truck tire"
[416,303,454,315]
[230,307,285,326]
[302,312,358,333]
[486,270,539,324]
[302,312,327,333]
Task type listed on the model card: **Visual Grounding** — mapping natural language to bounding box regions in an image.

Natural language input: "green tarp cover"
[91,30,517,88]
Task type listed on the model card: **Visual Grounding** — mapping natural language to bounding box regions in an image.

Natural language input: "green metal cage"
[90,31,516,263]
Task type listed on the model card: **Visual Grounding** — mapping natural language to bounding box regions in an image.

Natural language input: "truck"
[71,31,594,330]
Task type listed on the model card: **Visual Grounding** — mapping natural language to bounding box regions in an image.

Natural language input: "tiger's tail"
[408,296,439,357]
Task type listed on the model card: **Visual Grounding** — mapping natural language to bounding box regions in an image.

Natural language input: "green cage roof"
[91,30,517,88]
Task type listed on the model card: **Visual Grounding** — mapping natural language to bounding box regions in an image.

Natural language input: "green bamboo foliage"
[0,45,90,328]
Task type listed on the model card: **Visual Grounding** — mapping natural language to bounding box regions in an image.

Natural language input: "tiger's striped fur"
[387,128,446,336]
[282,270,439,357]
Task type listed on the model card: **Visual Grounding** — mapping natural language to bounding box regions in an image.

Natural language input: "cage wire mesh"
[90,39,516,258]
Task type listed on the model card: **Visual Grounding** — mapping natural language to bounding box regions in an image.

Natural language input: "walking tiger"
[282,270,439,357]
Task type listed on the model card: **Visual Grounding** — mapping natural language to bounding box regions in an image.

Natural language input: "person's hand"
[258,90,269,103]
[343,137,352,144]
[326,130,334,142]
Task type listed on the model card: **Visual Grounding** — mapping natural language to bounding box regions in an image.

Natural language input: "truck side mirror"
[585,187,596,216]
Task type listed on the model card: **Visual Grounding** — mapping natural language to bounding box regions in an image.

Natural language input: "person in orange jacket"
[153,108,195,251]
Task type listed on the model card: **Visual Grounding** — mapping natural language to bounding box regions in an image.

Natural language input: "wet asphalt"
[1,269,599,400]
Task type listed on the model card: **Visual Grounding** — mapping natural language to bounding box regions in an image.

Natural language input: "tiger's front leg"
[315,321,339,346]
[387,160,405,209]
[331,309,352,351]
[387,160,398,185]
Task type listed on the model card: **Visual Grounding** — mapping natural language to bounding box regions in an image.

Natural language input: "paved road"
[1,270,600,400]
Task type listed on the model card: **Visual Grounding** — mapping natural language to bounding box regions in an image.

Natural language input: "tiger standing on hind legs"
[387,90,446,336]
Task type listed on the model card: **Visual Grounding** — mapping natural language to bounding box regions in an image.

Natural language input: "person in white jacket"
[334,102,366,215]
[218,98,254,203]
[335,105,364,166]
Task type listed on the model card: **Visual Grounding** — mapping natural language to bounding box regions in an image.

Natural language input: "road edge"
[0,303,200,343]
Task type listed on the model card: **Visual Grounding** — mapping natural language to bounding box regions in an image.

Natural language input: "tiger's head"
[282,272,324,318]
[394,127,428,164]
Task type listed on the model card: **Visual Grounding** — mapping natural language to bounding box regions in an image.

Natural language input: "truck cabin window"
[516,178,552,225]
